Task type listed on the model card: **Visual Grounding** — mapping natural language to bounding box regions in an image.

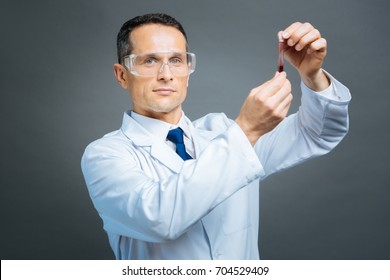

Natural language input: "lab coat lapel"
[150,141,183,172]
[120,113,183,173]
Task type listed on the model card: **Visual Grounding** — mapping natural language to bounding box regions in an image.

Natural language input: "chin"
[155,107,180,114]
[153,101,183,113]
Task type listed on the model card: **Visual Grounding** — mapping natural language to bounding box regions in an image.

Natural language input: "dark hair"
[117,13,188,64]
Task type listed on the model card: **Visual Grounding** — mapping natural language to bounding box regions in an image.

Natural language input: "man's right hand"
[235,71,292,145]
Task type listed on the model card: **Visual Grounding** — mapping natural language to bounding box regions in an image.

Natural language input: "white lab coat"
[81,75,351,259]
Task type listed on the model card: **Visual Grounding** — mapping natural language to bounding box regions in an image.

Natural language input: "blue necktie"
[167,128,192,160]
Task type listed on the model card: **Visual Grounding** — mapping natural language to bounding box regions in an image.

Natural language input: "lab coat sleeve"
[81,119,263,243]
[254,71,351,178]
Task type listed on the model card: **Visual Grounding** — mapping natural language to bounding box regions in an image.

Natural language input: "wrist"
[235,118,261,146]
[300,69,330,92]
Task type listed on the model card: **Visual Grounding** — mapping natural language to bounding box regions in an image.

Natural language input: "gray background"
[1,0,389,259]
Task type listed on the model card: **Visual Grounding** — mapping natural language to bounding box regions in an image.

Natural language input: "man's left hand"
[282,22,330,91]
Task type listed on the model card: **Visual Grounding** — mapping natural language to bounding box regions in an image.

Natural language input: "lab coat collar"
[120,112,182,172]
[120,111,154,146]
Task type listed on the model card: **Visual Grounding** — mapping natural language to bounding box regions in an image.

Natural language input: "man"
[81,13,351,259]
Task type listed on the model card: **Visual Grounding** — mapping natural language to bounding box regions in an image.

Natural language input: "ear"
[113,63,128,89]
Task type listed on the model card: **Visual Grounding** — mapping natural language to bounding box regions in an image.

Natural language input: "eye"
[171,58,180,64]
[169,57,184,65]
[143,57,158,65]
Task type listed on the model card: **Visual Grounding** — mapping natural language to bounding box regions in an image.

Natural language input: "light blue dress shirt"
[81,71,351,259]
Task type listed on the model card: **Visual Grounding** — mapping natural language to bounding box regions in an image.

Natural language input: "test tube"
[277,31,284,72]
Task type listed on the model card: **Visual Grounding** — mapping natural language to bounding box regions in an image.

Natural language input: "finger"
[270,78,291,104]
[295,29,321,51]
[282,22,302,40]
[307,37,327,54]
[266,78,291,109]
[264,71,288,98]
[276,93,293,116]
[286,22,315,47]
[251,71,286,97]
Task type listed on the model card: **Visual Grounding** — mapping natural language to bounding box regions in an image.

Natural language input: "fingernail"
[296,44,302,51]
[288,39,294,46]
[283,31,289,38]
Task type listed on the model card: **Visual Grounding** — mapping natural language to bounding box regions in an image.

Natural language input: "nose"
[157,62,173,80]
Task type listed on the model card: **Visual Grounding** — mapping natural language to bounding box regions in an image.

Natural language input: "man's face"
[122,24,189,123]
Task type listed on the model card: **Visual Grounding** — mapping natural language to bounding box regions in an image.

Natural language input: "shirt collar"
[130,111,192,141]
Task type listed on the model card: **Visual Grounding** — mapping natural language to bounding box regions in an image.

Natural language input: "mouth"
[152,88,176,95]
